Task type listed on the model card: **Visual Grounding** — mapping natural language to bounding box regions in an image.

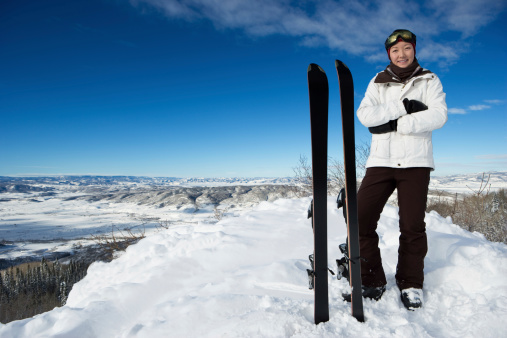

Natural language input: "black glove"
[403,98,428,114]
[368,119,397,134]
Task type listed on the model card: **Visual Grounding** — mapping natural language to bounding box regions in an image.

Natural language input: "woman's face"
[389,41,415,68]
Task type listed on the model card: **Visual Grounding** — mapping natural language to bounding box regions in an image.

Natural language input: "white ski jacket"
[357,70,447,170]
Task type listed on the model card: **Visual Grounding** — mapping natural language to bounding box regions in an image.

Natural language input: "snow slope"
[428,171,507,193]
[1,197,506,337]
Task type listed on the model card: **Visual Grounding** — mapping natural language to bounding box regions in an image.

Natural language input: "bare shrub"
[292,142,370,197]
[214,205,229,221]
[90,224,146,256]
[355,141,370,179]
[427,174,506,244]
[426,190,458,218]
[157,219,171,230]
[328,157,345,196]
[291,155,313,197]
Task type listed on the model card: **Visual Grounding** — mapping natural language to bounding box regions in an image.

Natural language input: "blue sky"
[1,0,506,178]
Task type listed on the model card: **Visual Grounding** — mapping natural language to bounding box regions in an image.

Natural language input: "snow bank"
[1,198,506,337]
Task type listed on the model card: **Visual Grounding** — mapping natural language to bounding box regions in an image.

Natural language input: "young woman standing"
[354,29,447,310]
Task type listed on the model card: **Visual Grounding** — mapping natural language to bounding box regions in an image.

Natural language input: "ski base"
[336,59,365,323]
[307,63,330,325]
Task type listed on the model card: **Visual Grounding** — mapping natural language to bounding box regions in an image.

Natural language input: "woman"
[354,29,447,310]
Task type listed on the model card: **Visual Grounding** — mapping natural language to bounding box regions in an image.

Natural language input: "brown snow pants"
[357,167,431,290]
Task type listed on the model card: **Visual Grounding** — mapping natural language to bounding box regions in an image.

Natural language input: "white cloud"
[468,105,491,111]
[484,100,504,105]
[475,154,507,160]
[449,99,503,115]
[130,0,507,67]
[448,108,467,114]
[427,0,506,37]
[416,41,464,68]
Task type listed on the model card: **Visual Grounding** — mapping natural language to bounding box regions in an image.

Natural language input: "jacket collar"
[374,66,433,84]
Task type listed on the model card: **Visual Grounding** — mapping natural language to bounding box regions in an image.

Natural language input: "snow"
[0,192,241,260]
[428,171,507,193]
[400,288,424,310]
[1,197,506,337]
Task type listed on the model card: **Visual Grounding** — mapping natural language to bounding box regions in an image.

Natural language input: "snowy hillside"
[1,197,506,337]
[0,182,295,267]
[428,171,507,193]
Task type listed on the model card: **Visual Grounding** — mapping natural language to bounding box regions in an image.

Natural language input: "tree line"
[0,258,89,323]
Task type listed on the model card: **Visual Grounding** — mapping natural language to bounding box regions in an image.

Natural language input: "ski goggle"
[385,30,416,50]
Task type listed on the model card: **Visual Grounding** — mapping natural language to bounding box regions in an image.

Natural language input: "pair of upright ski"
[306,61,364,324]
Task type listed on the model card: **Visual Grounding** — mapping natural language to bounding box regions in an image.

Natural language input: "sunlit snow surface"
[0,192,219,260]
[2,172,506,261]
[1,195,506,337]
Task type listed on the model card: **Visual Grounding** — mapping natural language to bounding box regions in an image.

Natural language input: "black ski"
[335,60,365,322]
[306,63,329,324]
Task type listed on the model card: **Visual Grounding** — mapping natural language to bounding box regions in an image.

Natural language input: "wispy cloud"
[426,0,505,38]
[484,100,504,105]
[448,108,467,115]
[468,105,491,111]
[475,154,507,160]
[130,0,506,67]
[474,154,507,170]
[449,99,504,114]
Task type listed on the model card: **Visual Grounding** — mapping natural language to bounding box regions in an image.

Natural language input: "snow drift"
[1,197,506,337]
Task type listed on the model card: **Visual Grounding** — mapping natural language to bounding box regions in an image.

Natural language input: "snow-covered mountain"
[1,197,505,337]
[0,183,296,268]
[1,172,505,265]
[2,171,506,192]
[0,175,294,191]
[429,171,507,193]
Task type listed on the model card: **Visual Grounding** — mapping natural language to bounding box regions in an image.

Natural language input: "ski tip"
[335,59,349,70]
[308,63,326,74]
